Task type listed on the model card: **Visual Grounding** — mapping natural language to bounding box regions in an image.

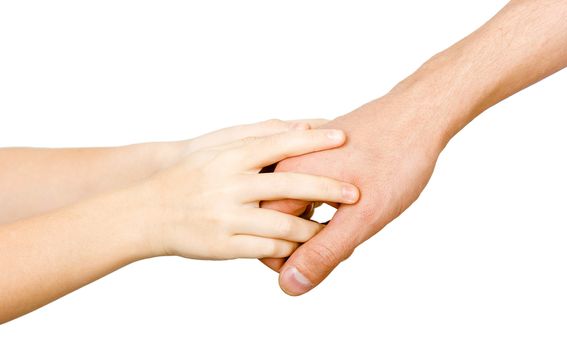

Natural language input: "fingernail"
[342,186,359,203]
[326,130,345,142]
[280,267,313,296]
[291,122,310,130]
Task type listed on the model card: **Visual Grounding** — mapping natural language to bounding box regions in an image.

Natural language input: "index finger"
[233,129,346,171]
[277,204,382,296]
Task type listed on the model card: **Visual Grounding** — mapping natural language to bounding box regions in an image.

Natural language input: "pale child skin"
[0,120,360,324]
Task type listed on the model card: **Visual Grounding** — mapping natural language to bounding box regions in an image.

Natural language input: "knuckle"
[264,240,281,257]
[276,217,294,236]
[272,241,296,258]
[319,179,337,197]
[356,193,394,227]
[297,222,320,242]
[276,174,293,192]
[282,242,298,257]
[263,118,283,128]
[277,134,300,155]
[241,136,259,145]
[357,201,378,223]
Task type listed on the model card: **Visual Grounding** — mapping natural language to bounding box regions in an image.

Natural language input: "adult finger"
[261,198,309,217]
[277,204,383,296]
[260,257,286,272]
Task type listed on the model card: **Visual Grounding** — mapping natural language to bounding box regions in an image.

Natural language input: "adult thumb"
[278,204,374,296]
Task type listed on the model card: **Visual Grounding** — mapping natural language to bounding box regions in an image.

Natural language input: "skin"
[262,0,567,295]
[0,119,327,224]
[0,122,360,324]
[2,0,565,320]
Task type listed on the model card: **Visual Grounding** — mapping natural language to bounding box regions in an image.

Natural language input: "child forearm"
[0,142,186,224]
[0,125,359,324]
[0,185,152,324]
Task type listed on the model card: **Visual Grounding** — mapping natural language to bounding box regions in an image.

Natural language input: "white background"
[1,0,566,349]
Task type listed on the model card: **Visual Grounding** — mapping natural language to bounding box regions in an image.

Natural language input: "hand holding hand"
[138,127,360,260]
[262,88,447,295]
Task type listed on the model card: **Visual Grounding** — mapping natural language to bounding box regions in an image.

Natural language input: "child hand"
[139,128,359,260]
[155,119,328,172]
[184,118,329,153]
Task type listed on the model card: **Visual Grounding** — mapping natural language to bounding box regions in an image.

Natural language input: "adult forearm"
[267,0,567,295]
[0,185,152,324]
[0,142,186,224]
[389,0,567,146]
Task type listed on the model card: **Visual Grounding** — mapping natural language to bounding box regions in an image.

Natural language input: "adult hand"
[262,86,449,295]
[262,0,567,295]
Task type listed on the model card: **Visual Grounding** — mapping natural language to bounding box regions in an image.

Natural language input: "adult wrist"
[389,46,497,149]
